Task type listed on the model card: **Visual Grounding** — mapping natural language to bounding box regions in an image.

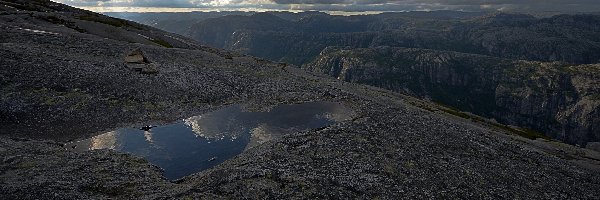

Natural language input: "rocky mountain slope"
[305,46,600,145]
[1,1,600,199]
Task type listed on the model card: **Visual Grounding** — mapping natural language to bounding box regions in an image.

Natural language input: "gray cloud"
[55,0,208,8]
[53,0,600,12]
[272,0,600,12]
[272,0,599,5]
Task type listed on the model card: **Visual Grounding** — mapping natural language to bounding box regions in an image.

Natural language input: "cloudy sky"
[53,0,600,13]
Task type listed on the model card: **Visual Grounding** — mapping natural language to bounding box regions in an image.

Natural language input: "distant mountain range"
[117,10,600,145]
[117,11,600,65]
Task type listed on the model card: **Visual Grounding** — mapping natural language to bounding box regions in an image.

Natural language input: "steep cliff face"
[305,47,600,145]
[494,63,600,144]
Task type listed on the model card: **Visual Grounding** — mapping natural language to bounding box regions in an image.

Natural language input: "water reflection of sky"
[67,101,354,180]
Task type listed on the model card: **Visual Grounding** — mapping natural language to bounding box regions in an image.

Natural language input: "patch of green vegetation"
[437,105,486,123]
[4,1,48,12]
[403,161,415,168]
[189,99,210,108]
[382,163,397,177]
[108,98,168,112]
[439,107,472,120]
[77,15,133,28]
[435,102,550,140]
[42,15,64,23]
[149,39,173,48]
[70,100,87,110]
[43,97,60,106]
[77,15,121,27]
[71,26,87,33]
[103,98,138,111]
[408,101,436,112]
[142,102,157,110]
[505,62,533,77]
[31,87,50,94]
[147,112,162,120]
[35,15,85,33]
[27,87,60,106]
[119,99,138,111]
[556,65,576,73]
[494,125,551,140]
[17,161,36,169]
[253,70,271,78]
[102,97,120,106]
[142,101,164,110]
[351,134,368,143]
[33,88,91,108]
[278,63,288,69]
[124,157,148,167]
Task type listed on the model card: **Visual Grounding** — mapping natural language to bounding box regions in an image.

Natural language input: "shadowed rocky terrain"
[1,0,600,199]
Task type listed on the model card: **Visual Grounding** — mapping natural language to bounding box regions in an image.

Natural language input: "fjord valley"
[1,0,599,199]
[119,10,600,146]
[121,11,600,65]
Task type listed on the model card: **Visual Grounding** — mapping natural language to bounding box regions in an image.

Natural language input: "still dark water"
[66,102,354,180]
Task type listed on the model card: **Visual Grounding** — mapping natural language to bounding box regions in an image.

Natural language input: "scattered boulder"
[124,48,158,74]
[125,48,149,64]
